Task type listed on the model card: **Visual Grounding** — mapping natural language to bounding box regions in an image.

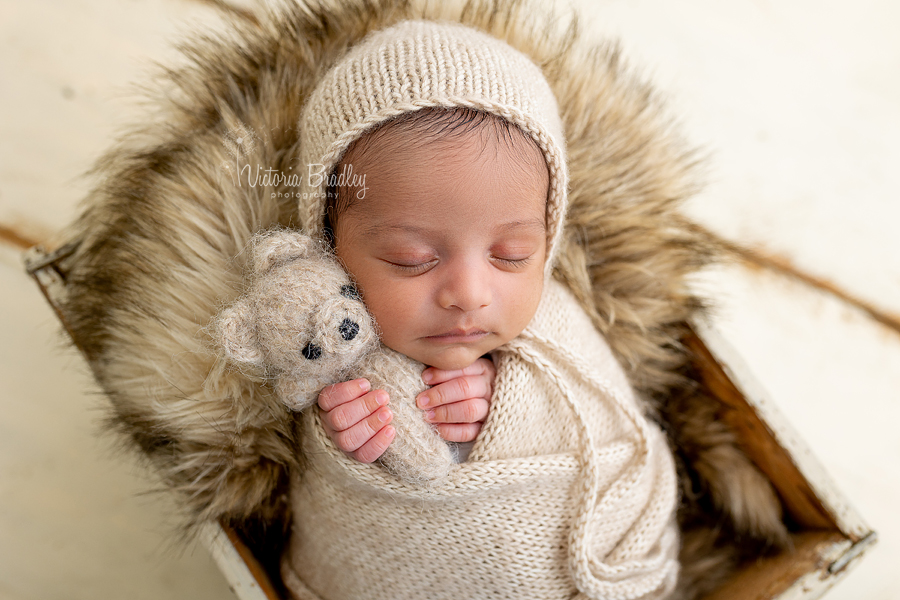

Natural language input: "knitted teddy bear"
[215,229,454,484]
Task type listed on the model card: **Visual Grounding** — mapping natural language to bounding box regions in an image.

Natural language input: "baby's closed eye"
[489,242,541,268]
[491,254,534,268]
[380,253,439,274]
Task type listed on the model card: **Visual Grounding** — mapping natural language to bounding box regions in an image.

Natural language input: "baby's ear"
[251,230,317,273]
[215,299,263,367]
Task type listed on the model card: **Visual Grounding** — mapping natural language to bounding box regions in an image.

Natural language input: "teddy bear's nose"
[302,342,322,360]
[339,318,359,341]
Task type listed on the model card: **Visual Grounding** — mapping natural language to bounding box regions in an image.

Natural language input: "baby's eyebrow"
[496,218,546,233]
[362,223,427,237]
[363,218,545,237]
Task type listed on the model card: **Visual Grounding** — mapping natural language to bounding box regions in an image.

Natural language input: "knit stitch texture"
[282,280,680,600]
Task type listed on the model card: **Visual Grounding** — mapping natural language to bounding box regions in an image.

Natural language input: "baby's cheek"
[364,298,415,346]
[509,279,543,331]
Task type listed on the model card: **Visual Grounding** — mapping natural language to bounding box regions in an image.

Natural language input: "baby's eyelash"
[389,260,436,274]
[493,256,533,268]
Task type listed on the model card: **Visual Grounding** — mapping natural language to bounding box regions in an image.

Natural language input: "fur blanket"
[59,0,788,597]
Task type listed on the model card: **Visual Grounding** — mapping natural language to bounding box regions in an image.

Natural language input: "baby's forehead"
[341,108,551,189]
[352,108,542,157]
[333,127,548,241]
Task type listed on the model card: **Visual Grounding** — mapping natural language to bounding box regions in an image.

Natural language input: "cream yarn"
[297,19,569,273]
[282,280,679,600]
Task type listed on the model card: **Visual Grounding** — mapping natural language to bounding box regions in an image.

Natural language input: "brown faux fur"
[59,0,788,596]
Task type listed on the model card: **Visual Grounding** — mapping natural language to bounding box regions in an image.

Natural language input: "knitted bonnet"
[297,19,569,273]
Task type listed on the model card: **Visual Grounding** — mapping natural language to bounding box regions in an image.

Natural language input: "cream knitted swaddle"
[281,280,679,600]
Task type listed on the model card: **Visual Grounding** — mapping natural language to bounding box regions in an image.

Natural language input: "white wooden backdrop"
[1,1,897,598]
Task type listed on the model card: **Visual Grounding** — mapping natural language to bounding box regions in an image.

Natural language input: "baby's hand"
[317,379,395,463]
[417,357,496,443]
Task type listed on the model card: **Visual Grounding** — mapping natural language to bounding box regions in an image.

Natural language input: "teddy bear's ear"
[251,229,317,273]
[215,300,263,367]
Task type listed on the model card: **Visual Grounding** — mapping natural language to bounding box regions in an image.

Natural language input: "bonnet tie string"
[505,331,679,600]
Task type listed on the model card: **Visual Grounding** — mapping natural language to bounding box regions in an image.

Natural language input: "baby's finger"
[332,406,393,453]
[325,390,389,432]
[422,357,494,386]
[318,378,370,411]
[434,422,482,443]
[417,375,490,409]
[352,425,396,463]
[424,397,489,424]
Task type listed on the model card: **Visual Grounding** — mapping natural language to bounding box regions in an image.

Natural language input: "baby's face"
[333,123,549,370]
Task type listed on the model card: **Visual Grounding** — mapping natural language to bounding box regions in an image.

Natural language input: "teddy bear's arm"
[275,376,325,412]
[357,348,455,484]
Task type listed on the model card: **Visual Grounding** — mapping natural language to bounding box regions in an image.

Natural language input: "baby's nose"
[438,263,492,311]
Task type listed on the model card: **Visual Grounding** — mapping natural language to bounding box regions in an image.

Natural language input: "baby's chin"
[394,341,497,371]
[426,354,484,371]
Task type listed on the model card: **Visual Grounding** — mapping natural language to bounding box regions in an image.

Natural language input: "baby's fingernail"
[375,391,388,406]
[358,379,371,392]
[384,425,396,438]
[416,394,429,409]
[421,370,433,384]
[378,408,392,422]
[424,410,435,422]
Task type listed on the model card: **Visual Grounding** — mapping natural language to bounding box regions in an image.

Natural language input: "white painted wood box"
[25,243,876,600]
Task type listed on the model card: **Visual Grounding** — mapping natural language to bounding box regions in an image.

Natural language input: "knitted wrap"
[282,281,679,600]
[297,19,569,274]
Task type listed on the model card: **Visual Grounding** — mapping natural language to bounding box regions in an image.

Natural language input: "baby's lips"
[429,327,485,337]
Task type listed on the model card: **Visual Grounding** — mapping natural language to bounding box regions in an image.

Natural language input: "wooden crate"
[24,243,876,600]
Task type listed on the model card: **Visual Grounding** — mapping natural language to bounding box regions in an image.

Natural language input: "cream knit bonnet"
[297,19,568,273]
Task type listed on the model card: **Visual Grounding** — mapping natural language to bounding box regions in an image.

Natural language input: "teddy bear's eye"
[340,283,361,301]
[302,342,322,360]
